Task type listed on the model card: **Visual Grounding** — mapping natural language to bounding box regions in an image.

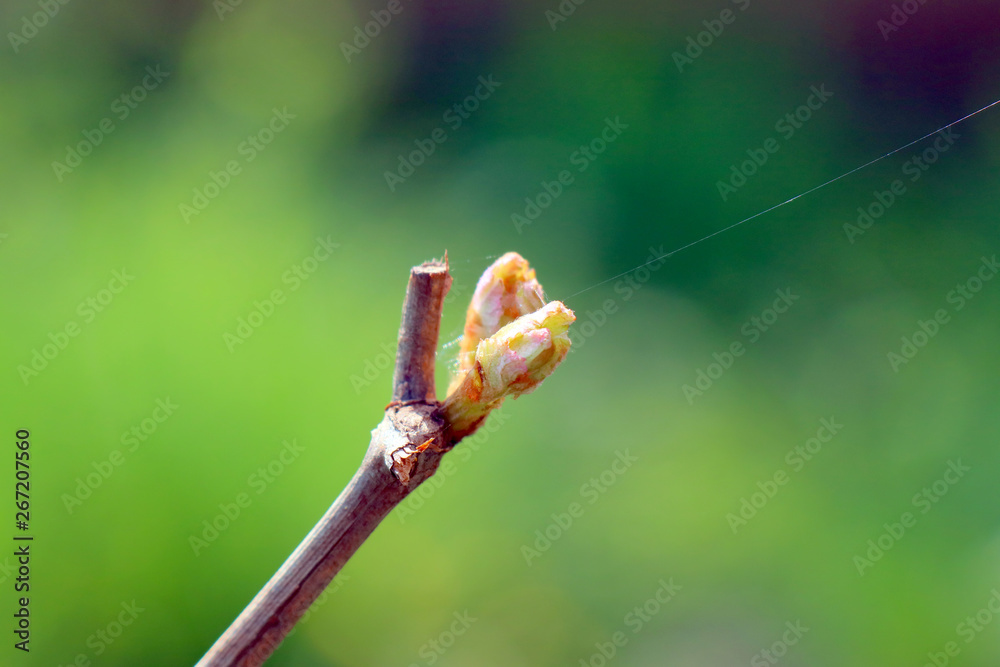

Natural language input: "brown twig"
[196,259,455,667]
[392,258,451,402]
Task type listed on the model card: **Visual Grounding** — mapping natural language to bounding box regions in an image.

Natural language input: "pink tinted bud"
[451,252,546,392]
[443,301,575,440]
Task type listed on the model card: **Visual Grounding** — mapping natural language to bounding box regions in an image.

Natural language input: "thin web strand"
[561,97,1000,302]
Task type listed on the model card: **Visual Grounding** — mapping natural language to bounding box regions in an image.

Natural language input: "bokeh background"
[3,0,1000,664]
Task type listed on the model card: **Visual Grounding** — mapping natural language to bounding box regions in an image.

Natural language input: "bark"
[196,259,455,667]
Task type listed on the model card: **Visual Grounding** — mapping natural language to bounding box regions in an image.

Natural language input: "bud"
[450,252,546,393]
[444,301,575,439]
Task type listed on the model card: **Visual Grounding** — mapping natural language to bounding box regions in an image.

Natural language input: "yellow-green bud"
[451,252,546,393]
[443,301,575,439]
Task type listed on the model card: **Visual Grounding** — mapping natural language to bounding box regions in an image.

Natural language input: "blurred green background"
[3,0,1000,664]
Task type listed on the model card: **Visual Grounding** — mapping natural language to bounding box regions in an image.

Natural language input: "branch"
[393,259,451,402]
[196,260,454,667]
[196,252,575,666]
